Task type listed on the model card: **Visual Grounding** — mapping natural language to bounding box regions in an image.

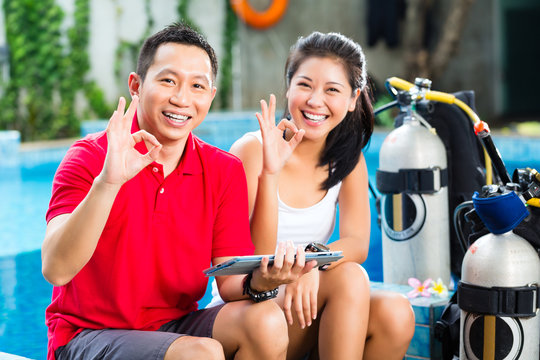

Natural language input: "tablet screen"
[203,251,343,276]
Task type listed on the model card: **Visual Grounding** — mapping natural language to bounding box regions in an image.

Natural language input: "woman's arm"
[230,136,279,254]
[230,94,303,255]
[326,153,371,267]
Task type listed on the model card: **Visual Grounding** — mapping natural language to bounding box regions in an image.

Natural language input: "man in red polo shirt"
[42,23,314,360]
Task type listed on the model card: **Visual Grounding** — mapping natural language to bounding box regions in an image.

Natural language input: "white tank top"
[207,131,341,308]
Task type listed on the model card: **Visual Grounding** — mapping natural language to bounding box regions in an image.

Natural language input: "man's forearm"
[41,175,121,286]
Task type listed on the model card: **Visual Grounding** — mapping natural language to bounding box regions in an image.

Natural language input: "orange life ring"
[230,0,288,30]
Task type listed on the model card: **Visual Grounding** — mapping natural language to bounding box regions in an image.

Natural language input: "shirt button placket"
[151,164,166,213]
[155,185,166,213]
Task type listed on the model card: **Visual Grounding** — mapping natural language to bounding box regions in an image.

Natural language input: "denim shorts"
[55,304,224,360]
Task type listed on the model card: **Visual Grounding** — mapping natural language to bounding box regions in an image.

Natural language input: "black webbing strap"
[376,167,448,194]
[458,281,540,317]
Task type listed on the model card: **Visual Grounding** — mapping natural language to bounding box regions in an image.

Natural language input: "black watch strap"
[242,272,278,303]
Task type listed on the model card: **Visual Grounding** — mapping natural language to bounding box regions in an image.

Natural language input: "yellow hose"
[527,198,540,207]
[387,77,415,91]
[454,98,481,125]
[425,91,456,104]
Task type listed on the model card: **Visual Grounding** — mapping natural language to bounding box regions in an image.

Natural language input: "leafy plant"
[0,0,111,140]
[0,0,239,141]
[218,0,238,109]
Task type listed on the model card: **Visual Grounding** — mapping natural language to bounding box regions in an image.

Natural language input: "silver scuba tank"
[376,107,450,285]
[459,231,540,359]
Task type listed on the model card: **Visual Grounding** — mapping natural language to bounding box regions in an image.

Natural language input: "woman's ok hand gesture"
[99,96,162,187]
[256,94,304,175]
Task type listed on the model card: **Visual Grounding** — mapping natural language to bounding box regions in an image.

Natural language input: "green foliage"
[373,94,397,128]
[1,0,65,140]
[218,0,238,109]
[0,0,240,140]
[0,0,110,140]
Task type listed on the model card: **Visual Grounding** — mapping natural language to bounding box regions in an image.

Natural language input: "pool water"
[0,119,538,359]
[1,162,58,358]
[0,251,51,358]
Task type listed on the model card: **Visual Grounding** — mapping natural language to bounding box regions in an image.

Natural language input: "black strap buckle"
[376,167,448,194]
[458,281,539,317]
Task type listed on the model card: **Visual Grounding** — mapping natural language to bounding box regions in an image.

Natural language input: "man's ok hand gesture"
[99,96,162,187]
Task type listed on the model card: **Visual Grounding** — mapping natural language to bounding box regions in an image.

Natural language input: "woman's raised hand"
[99,96,162,187]
[256,94,304,175]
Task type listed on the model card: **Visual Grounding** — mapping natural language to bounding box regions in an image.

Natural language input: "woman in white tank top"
[210,32,415,359]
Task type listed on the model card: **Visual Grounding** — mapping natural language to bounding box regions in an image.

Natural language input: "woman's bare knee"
[369,291,415,342]
[320,261,370,302]
[165,336,224,360]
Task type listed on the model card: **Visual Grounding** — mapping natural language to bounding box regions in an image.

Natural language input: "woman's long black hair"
[283,32,374,190]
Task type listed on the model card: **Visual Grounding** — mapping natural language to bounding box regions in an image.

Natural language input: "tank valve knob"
[396,91,413,106]
[414,77,432,90]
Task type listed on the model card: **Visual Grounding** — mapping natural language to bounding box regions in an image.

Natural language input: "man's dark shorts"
[55,304,224,360]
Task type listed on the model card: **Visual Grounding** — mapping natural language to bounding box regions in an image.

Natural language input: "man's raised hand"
[99,96,162,187]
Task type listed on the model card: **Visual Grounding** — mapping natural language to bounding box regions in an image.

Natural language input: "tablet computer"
[203,251,343,276]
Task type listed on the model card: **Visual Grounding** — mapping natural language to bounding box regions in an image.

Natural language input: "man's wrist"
[243,272,278,303]
[248,271,275,292]
[93,174,123,193]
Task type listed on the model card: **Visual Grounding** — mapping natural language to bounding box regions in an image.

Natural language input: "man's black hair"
[136,22,218,82]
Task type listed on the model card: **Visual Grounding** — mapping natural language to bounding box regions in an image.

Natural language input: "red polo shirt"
[45,116,253,359]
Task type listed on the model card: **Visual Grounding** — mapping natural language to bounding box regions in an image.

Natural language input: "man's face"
[129,43,216,146]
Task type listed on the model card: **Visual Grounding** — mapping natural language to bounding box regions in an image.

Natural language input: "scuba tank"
[458,180,540,360]
[376,78,450,285]
[373,75,540,358]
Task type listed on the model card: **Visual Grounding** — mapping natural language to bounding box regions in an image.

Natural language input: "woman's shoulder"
[242,130,262,143]
[230,131,263,160]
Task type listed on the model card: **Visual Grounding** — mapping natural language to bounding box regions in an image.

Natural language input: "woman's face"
[286,56,360,141]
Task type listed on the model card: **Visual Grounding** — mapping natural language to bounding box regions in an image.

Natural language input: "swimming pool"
[1,115,538,359]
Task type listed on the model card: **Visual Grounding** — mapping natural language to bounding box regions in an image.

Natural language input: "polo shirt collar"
[131,112,203,175]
